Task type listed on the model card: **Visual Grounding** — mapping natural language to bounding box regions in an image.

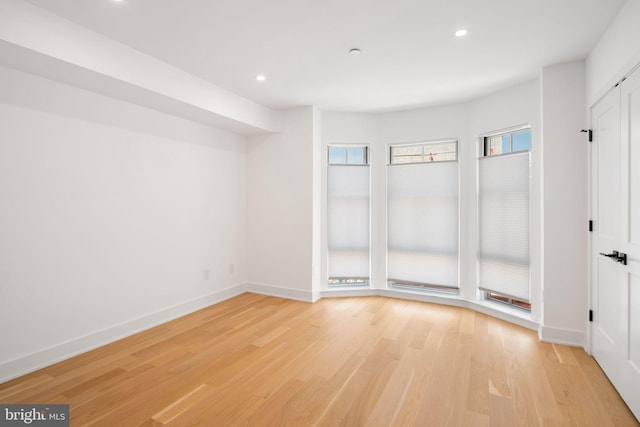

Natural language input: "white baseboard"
[538,326,585,347]
[1,282,585,384]
[246,282,318,303]
[0,284,246,384]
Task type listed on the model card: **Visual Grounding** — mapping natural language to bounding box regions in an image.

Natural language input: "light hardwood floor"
[1,293,638,426]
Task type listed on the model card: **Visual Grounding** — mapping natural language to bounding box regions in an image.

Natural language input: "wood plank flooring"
[1,293,638,426]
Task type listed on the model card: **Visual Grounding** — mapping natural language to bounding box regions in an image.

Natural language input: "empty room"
[1,0,640,425]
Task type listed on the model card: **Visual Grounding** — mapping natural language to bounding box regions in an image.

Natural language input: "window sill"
[319,287,538,332]
[468,299,535,328]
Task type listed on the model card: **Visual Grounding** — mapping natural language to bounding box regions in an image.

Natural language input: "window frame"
[481,125,531,157]
[389,139,458,165]
[328,145,369,166]
[386,137,460,293]
[478,125,532,311]
[326,143,371,287]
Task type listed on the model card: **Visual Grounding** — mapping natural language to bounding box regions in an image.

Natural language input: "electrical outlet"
[228,264,234,274]
[203,269,210,280]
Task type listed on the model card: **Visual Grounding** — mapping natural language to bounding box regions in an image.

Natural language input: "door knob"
[599,250,628,265]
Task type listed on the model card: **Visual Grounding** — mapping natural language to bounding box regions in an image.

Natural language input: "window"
[328,146,368,165]
[390,140,457,164]
[387,140,459,292]
[327,145,370,286]
[478,127,531,309]
[483,128,531,156]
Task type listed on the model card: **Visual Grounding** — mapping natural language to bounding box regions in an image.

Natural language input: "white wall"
[377,104,469,143]
[246,107,318,301]
[0,66,248,382]
[540,61,588,345]
[586,0,640,105]
[3,0,617,383]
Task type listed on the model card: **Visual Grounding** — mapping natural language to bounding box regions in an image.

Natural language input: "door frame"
[587,106,594,354]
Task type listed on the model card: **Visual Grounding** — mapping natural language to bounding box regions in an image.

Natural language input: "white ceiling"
[24,0,626,112]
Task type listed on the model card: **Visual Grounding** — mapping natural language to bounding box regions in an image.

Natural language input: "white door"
[591,67,640,421]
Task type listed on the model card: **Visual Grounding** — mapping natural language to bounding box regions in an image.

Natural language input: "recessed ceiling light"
[454,29,468,38]
[349,48,361,56]
[256,74,266,82]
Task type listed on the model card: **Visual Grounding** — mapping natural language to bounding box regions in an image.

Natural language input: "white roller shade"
[478,152,530,301]
[387,162,459,287]
[327,165,369,278]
